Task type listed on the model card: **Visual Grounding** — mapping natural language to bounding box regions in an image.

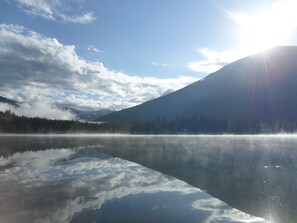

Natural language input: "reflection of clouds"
[0,148,267,223]
[0,156,11,167]
[0,149,76,183]
[192,198,266,223]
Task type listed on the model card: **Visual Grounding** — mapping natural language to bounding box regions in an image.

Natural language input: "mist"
[0,101,76,120]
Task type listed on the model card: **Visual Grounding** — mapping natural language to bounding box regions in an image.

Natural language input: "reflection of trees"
[0,135,104,157]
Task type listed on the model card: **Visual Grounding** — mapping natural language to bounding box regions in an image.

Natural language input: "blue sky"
[0,0,297,118]
[1,0,283,77]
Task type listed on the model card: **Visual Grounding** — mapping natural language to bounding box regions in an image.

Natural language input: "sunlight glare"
[231,0,297,54]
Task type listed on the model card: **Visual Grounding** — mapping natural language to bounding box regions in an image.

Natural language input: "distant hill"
[59,105,113,121]
[71,108,114,121]
[99,46,297,125]
[0,96,19,107]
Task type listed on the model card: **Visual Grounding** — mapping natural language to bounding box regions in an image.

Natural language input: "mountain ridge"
[98,46,297,125]
[65,107,114,121]
[0,96,19,107]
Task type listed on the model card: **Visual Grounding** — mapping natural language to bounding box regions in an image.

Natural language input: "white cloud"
[152,62,169,67]
[87,45,101,53]
[0,24,197,111]
[63,12,95,24]
[188,48,243,74]
[16,0,95,24]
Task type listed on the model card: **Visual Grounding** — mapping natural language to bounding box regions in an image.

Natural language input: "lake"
[1,134,296,223]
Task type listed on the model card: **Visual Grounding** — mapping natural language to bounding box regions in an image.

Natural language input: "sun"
[231,0,297,54]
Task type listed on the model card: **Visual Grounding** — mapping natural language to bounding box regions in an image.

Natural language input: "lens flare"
[231,0,297,54]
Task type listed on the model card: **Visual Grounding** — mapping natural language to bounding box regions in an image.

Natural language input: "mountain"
[72,109,114,121]
[59,105,113,121]
[99,46,297,125]
[0,96,19,107]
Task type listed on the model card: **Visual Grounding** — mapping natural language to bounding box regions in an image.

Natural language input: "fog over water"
[1,134,297,222]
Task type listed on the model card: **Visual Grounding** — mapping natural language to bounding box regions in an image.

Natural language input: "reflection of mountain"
[0,146,263,223]
[94,136,297,223]
[99,46,297,124]
[1,135,295,222]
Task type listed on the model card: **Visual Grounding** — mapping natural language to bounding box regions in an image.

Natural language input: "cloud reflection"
[192,198,265,223]
[0,147,267,223]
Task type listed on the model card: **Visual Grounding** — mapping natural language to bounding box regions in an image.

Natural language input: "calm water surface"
[1,134,296,223]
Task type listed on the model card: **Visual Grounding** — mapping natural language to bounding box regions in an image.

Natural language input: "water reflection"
[91,135,297,223]
[0,145,265,223]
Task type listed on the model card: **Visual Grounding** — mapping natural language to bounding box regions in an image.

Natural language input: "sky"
[0,0,297,119]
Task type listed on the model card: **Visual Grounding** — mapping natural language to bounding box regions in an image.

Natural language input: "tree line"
[0,110,124,133]
[130,115,297,134]
[2,110,297,134]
